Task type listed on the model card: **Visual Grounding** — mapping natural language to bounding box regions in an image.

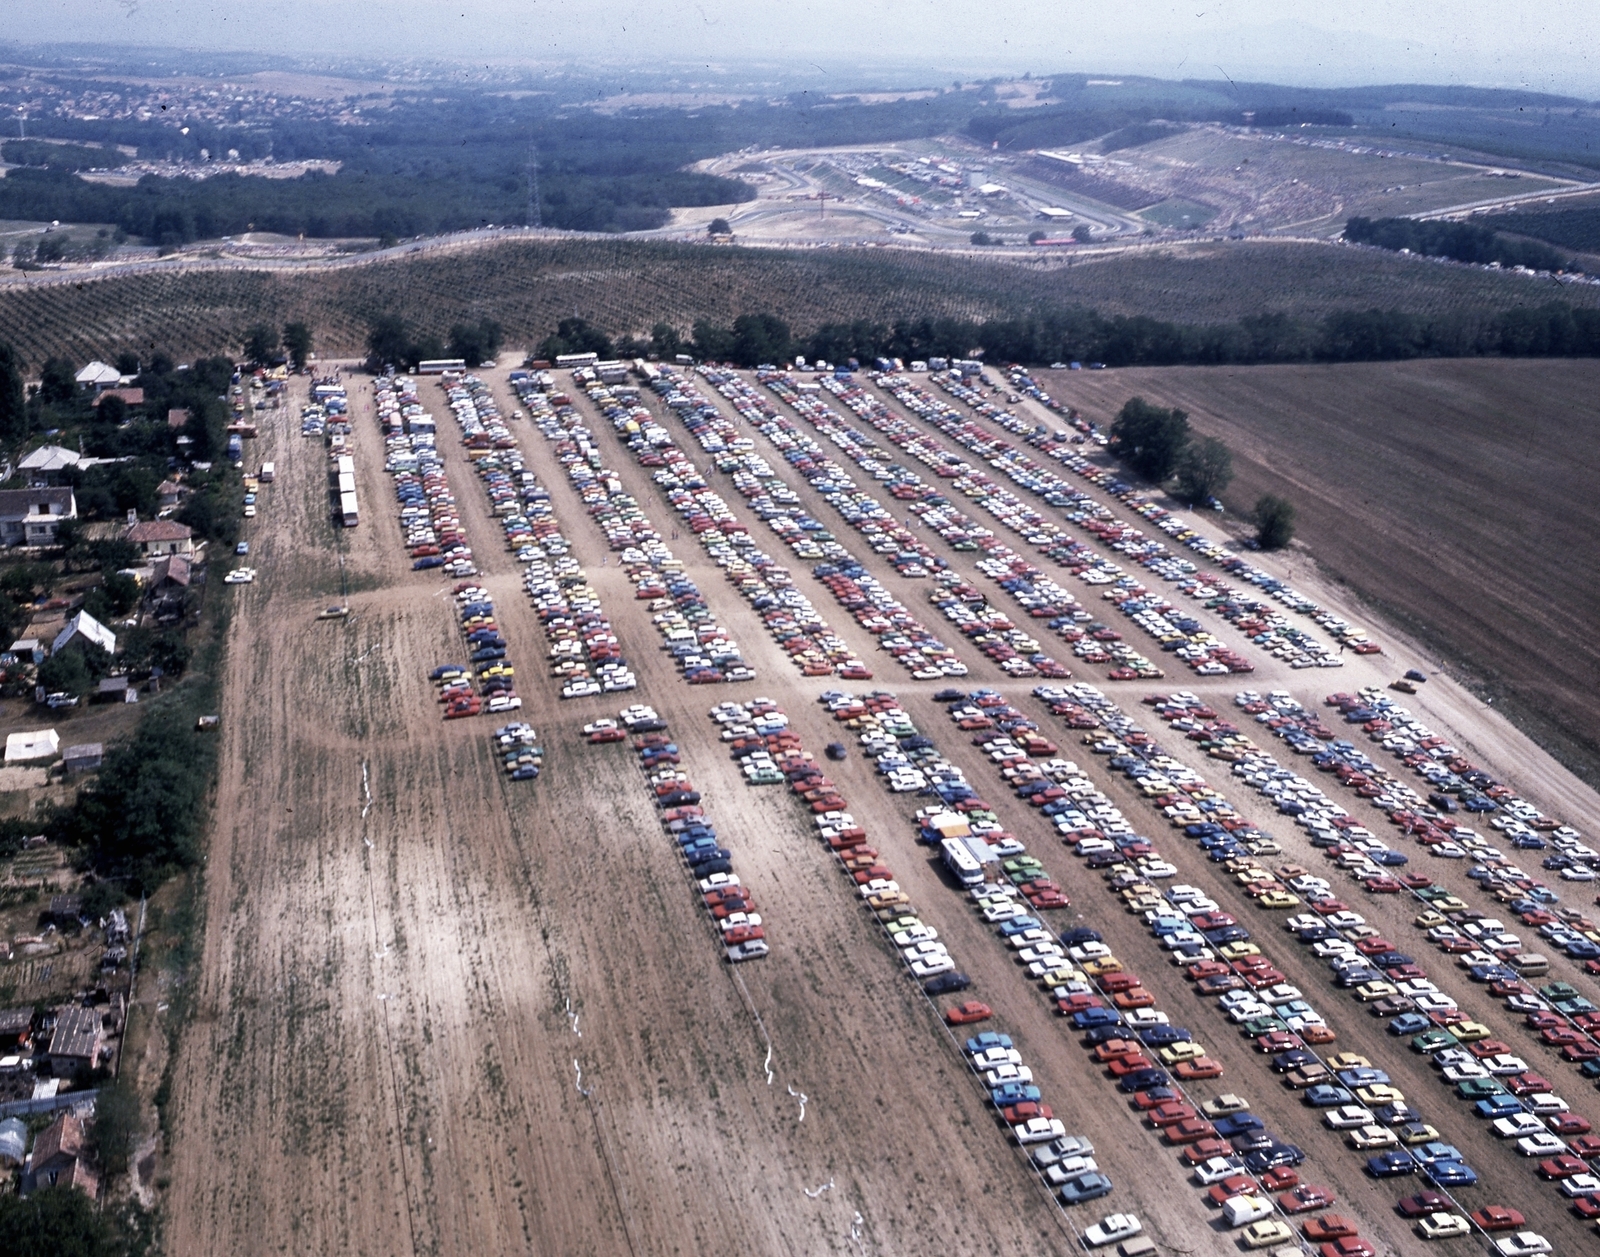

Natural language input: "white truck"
[941,837,984,886]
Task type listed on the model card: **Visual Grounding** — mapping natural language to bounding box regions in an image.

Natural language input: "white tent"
[4,728,59,763]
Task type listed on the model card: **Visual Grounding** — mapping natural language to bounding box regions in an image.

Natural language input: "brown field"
[1043,358,1600,786]
[2,234,1597,370]
[156,354,1600,1256]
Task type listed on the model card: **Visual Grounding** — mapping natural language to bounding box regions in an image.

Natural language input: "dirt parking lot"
[163,358,1600,1256]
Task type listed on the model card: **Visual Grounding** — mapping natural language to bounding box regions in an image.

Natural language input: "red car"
[1574,1196,1600,1220]
[1548,1112,1592,1136]
[1469,1206,1525,1231]
[722,924,765,945]
[1261,1165,1300,1191]
[1146,1102,1195,1127]
[1130,1089,1177,1111]
[1279,1184,1334,1213]
[1302,1214,1358,1240]
[1182,1138,1233,1164]
[1567,1134,1600,1159]
[1318,1239,1374,1257]
[944,1001,993,1026]
[1206,1175,1255,1205]
[1540,1153,1589,1179]
[1175,1057,1225,1081]
[1001,1101,1053,1124]
[1396,1190,1451,1217]
[1508,1072,1552,1096]
[1164,1118,1216,1144]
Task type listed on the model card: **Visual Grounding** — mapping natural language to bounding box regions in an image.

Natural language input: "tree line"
[499,299,1600,374]
[1344,215,1571,273]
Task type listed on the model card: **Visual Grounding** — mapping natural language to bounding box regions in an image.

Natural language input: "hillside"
[3,234,1598,369]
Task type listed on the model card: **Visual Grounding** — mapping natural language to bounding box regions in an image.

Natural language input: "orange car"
[944,1001,992,1026]
[1175,1057,1225,1081]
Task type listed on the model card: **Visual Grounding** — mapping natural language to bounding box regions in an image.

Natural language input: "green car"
[1455,1077,1505,1100]
[1240,1017,1289,1038]
[1410,1030,1459,1055]
[1539,982,1581,1002]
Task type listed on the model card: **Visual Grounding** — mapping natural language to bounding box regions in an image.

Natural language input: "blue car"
[1424,1160,1477,1187]
[1412,1141,1463,1166]
[1073,1008,1120,1029]
[1138,1026,1192,1047]
[997,917,1044,937]
[1388,1013,1432,1035]
[1242,1143,1304,1173]
[1116,1069,1169,1093]
[966,1032,1014,1054]
[1337,1068,1391,1088]
[1303,1085,1356,1108]
[991,1083,1042,1107]
[1057,1171,1113,1204]
[1214,1114,1266,1138]
[1366,1150,1417,1177]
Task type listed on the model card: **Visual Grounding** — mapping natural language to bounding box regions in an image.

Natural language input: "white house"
[18,446,80,487]
[51,611,116,658]
[125,518,194,558]
[0,488,76,545]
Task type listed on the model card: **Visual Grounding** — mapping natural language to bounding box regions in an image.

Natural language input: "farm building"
[0,1118,24,1168]
[4,728,58,763]
[61,744,104,775]
[0,487,77,546]
[8,639,44,664]
[0,1007,31,1049]
[46,1006,102,1075]
[18,444,80,486]
[156,479,182,510]
[74,361,121,390]
[93,387,143,409]
[95,676,131,703]
[23,1111,98,1197]
[125,518,194,558]
[52,611,116,658]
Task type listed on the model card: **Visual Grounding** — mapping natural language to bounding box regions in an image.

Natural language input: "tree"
[447,318,503,366]
[707,217,732,236]
[365,315,412,372]
[113,350,141,376]
[1171,435,1234,506]
[0,339,25,440]
[0,1185,133,1257]
[1255,494,1296,550]
[94,393,128,429]
[242,323,279,366]
[282,321,312,370]
[969,231,991,245]
[1110,396,1190,482]
[690,318,736,362]
[536,317,611,362]
[1027,229,1047,244]
[89,1079,142,1178]
[11,240,36,270]
[1072,224,1092,243]
[730,313,791,366]
[39,356,78,406]
[37,649,91,697]
[650,321,683,359]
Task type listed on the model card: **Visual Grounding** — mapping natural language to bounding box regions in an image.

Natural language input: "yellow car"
[1258,891,1300,910]
[1357,1084,1405,1107]
[1354,982,1398,1002]
[1082,956,1124,977]
[1434,896,1470,913]
[864,890,911,910]
[1400,1123,1442,1146]
[1451,1020,1492,1042]
[1041,968,1085,989]
[480,663,514,678]
[1219,942,1261,961]
[1414,910,1447,929]
[1159,1042,1208,1066]
[1327,1053,1371,1071]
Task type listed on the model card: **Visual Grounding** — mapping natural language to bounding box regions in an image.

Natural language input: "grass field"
[1043,357,1600,786]
[3,233,1598,370]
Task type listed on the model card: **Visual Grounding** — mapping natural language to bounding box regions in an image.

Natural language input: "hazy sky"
[8,0,1599,97]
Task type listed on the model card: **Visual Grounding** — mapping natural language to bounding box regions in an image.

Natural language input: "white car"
[1324,1105,1377,1130]
[970,1046,1022,1070]
[224,567,256,583]
[1524,1093,1569,1115]
[1083,1213,1141,1247]
[910,955,955,978]
[1012,1117,1067,1145]
[1192,1156,1246,1185]
[697,872,740,894]
[1347,1125,1398,1149]
[1493,1113,1547,1140]
[892,926,937,947]
[983,1063,1033,1088]
[1122,1009,1169,1029]
[1493,1234,1552,1257]
[901,941,949,963]
[1558,1172,1600,1197]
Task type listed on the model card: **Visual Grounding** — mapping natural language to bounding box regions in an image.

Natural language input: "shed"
[62,745,104,777]
[166,407,191,429]
[52,611,116,657]
[156,479,181,509]
[94,677,129,703]
[48,894,82,924]
[153,554,191,588]
[93,387,143,409]
[0,1007,32,1047]
[46,1006,102,1075]
[9,638,43,664]
[4,729,59,763]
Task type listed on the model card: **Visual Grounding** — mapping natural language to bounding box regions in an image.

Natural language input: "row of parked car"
[678,366,967,681]
[957,365,1376,662]
[376,378,479,580]
[890,368,1343,673]
[568,364,867,680]
[517,372,753,686]
[597,704,767,961]
[1044,683,1589,1248]
[845,687,1369,1248]
[429,582,521,720]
